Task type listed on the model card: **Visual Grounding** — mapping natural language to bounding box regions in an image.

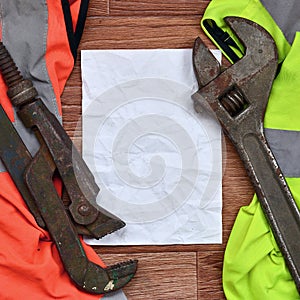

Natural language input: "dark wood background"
[61,0,255,298]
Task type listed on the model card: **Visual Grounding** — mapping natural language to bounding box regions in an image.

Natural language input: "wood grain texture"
[81,16,207,49]
[198,251,225,299]
[60,0,256,298]
[87,0,109,16]
[109,0,210,16]
[100,252,197,299]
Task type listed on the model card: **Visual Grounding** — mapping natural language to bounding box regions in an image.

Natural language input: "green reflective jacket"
[201,0,300,299]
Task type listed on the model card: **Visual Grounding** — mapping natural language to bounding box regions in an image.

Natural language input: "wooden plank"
[198,251,225,299]
[61,86,82,107]
[222,138,254,243]
[80,16,211,50]
[87,0,109,16]
[100,252,198,299]
[109,0,210,16]
[94,244,225,255]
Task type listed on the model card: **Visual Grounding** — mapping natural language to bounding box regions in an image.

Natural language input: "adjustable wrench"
[193,17,300,292]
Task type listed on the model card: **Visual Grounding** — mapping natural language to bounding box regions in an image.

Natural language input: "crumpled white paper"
[81,49,222,245]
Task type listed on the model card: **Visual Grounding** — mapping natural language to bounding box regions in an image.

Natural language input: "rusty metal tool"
[0,42,137,294]
[192,17,300,292]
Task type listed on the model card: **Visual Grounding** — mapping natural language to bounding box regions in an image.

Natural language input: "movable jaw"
[192,17,278,130]
[193,17,278,89]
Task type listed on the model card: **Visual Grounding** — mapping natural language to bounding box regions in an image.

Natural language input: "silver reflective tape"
[103,290,128,300]
[2,0,58,116]
[265,128,300,178]
[261,0,300,44]
[0,0,61,172]
[1,0,60,153]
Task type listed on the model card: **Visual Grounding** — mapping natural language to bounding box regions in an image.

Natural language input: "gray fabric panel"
[0,0,61,172]
[104,290,128,300]
[261,0,300,44]
[265,128,300,178]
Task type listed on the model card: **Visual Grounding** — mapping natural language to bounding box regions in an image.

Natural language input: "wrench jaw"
[192,37,222,118]
[192,16,278,129]
[223,17,278,120]
[193,37,221,88]
[105,259,138,292]
[224,17,278,69]
[80,259,138,294]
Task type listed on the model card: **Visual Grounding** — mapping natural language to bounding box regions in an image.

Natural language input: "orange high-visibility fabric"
[0,172,106,299]
[0,1,107,298]
[0,77,12,121]
[69,0,82,32]
[46,0,76,116]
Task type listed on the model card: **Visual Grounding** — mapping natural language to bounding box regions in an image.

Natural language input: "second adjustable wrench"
[193,17,300,292]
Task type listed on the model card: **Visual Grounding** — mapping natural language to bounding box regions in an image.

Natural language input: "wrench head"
[82,259,138,294]
[192,17,278,122]
[224,16,278,72]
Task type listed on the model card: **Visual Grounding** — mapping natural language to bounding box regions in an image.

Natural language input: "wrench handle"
[24,146,111,293]
[237,131,300,291]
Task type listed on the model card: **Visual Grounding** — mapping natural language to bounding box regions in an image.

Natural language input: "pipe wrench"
[0,42,137,294]
[193,17,300,292]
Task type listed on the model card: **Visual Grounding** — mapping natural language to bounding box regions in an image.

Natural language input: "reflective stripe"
[104,290,128,300]
[0,0,61,172]
[261,0,300,44]
[265,128,300,178]
[2,1,59,117]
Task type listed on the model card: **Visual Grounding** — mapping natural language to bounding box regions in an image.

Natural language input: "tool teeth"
[92,218,126,239]
[102,259,138,292]
[80,259,137,294]
[107,259,138,275]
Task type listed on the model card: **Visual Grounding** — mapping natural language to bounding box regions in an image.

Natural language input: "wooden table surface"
[61,1,255,298]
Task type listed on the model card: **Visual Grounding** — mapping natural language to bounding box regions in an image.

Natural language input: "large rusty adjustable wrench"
[0,42,137,294]
[193,17,300,292]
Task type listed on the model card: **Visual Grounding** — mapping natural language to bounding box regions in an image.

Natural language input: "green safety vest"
[201,0,300,299]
